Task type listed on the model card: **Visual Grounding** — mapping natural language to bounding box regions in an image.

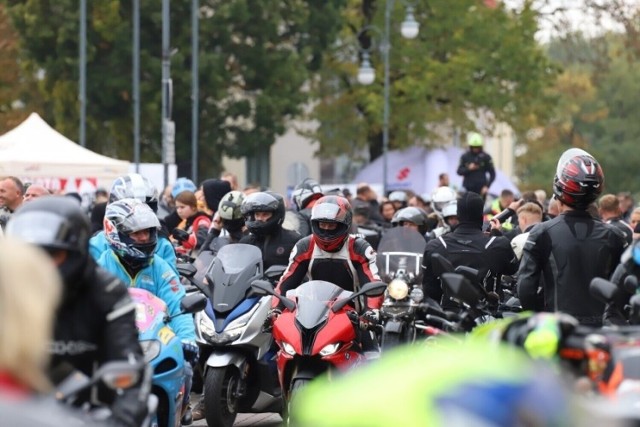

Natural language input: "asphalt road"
[192,412,282,427]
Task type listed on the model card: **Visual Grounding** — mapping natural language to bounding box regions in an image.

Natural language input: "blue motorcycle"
[130,288,206,427]
[194,243,283,427]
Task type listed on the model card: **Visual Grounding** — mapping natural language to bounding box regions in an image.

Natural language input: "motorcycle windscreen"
[129,288,168,333]
[294,280,352,330]
[206,243,264,314]
[192,250,216,287]
[376,227,426,281]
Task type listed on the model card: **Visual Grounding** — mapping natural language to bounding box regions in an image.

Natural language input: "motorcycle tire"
[381,330,403,351]
[282,378,309,426]
[204,366,240,427]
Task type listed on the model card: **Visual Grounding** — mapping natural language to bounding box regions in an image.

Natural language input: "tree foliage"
[308,0,558,162]
[519,29,640,195]
[2,0,345,180]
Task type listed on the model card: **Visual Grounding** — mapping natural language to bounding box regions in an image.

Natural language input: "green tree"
[521,32,640,195]
[0,3,42,132]
[309,0,558,163]
[2,0,345,181]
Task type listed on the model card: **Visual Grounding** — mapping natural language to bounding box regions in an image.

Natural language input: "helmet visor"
[6,211,77,250]
[556,148,593,179]
[311,202,341,221]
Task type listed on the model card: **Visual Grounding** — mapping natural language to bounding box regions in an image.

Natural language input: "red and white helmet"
[553,148,604,210]
[311,196,352,252]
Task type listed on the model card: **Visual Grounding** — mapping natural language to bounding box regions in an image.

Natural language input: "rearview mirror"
[264,265,287,281]
[180,293,207,314]
[250,280,296,311]
[454,266,482,284]
[624,275,639,295]
[441,273,483,306]
[589,278,618,304]
[332,281,388,313]
[360,281,388,297]
[431,253,454,277]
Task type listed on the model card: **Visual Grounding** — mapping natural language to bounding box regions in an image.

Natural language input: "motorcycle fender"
[291,368,318,382]
[384,319,404,334]
[205,351,247,370]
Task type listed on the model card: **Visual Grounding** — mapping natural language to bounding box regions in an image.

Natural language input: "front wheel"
[204,366,240,427]
[282,378,310,426]
[381,330,404,351]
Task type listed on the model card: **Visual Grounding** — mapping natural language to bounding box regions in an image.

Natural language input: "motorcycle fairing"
[205,296,261,333]
[205,244,263,315]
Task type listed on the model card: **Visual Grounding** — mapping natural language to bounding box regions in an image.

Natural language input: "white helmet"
[441,200,457,218]
[431,187,457,215]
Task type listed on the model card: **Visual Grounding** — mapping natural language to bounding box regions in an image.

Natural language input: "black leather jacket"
[50,259,145,427]
[239,227,301,270]
[517,210,627,326]
[456,149,496,194]
[422,223,518,304]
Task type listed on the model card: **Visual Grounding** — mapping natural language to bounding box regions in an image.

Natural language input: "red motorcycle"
[251,279,386,416]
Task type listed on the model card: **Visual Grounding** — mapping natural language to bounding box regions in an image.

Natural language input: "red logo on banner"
[397,167,410,181]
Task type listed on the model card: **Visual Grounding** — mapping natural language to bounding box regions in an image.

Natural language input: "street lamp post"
[357,0,419,196]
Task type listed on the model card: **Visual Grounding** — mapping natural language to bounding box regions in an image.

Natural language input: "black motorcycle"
[375,227,428,350]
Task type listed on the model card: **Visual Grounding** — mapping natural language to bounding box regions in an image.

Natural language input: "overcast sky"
[503,0,634,42]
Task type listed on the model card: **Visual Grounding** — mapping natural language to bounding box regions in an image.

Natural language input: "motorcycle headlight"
[319,343,340,357]
[281,341,296,356]
[198,314,215,337]
[410,287,424,303]
[140,340,161,363]
[225,304,259,331]
[388,279,409,300]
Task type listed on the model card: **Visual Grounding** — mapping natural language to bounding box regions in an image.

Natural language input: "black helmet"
[292,178,323,211]
[311,196,352,252]
[553,149,604,210]
[391,207,428,235]
[104,198,160,269]
[241,191,285,236]
[109,173,159,213]
[5,196,91,297]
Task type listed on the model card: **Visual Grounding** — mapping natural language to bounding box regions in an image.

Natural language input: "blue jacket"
[90,232,178,275]
[97,251,196,342]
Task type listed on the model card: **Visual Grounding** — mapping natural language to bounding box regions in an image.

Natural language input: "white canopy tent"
[0,113,130,191]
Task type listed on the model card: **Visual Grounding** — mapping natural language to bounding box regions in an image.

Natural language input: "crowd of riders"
[2,130,640,425]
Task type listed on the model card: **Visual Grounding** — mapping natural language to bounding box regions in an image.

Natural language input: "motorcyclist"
[199,190,247,254]
[422,191,519,306]
[96,198,198,423]
[89,173,178,274]
[456,132,495,197]
[388,190,408,210]
[517,149,627,326]
[274,195,382,322]
[239,191,301,271]
[425,200,458,241]
[291,177,324,236]
[391,206,429,238]
[0,238,127,427]
[603,241,640,325]
[5,196,147,427]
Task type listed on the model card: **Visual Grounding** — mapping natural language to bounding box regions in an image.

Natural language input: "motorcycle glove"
[361,309,380,328]
[262,308,282,333]
[181,340,199,365]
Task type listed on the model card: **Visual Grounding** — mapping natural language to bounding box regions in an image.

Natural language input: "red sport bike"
[251,279,386,420]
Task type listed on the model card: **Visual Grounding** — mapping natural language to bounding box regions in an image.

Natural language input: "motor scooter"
[195,243,285,427]
[130,288,206,427]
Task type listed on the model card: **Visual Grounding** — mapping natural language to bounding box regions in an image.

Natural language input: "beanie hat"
[457,192,484,228]
[201,179,232,213]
